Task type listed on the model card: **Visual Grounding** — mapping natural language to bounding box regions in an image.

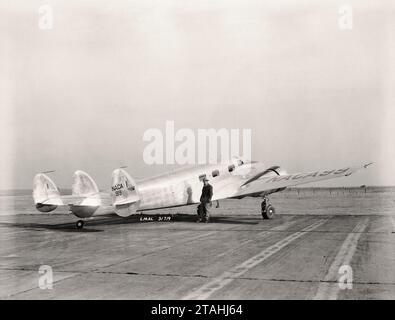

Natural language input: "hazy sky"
[1,0,394,189]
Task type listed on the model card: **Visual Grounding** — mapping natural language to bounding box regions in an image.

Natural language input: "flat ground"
[0,189,394,299]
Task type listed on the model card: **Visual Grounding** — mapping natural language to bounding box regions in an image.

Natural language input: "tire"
[262,205,275,219]
[76,220,84,229]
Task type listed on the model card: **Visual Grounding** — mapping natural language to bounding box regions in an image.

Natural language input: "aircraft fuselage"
[135,160,267,211]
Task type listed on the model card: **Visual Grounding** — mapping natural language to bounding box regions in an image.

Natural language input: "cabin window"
[212,169,220,177]
[228,164,235,173]
[198,174,207,181]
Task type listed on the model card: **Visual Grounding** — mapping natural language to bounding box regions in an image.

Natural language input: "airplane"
[32,158,373,229]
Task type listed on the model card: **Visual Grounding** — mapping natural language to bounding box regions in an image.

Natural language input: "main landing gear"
[76,220,85,229]
[261,197,275,219]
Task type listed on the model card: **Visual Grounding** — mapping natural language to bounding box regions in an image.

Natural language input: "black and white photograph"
[1,0,395,306]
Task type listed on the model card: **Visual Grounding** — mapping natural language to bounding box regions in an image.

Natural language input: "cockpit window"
[228,164,235,172]
[212,169,219,177]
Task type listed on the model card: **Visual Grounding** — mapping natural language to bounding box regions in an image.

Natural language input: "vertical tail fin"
[111,168,140,217]
[72,170,101,206]
[33,173,63,212]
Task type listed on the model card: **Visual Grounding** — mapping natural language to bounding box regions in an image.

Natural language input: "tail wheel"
[262,204,275,219]
[76,220,84,229]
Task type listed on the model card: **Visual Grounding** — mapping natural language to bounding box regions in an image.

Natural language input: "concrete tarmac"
[0,204,394,299]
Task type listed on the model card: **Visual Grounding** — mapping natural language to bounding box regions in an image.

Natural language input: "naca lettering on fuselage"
[112,182,135,196]
[265,168,350,183]
[112,183,123,191]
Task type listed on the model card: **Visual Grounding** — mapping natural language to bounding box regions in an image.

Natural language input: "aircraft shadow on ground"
[3,213,259,232]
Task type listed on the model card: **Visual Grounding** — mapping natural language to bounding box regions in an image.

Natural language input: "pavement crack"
[2,266,395,287]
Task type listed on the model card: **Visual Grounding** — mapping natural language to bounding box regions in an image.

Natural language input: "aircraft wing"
[233,163,372,198]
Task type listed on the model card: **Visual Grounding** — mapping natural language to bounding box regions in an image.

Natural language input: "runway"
[0,190,394,299]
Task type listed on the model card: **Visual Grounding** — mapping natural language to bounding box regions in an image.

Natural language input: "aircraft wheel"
[262,204,275,219]
[76,220,84,229]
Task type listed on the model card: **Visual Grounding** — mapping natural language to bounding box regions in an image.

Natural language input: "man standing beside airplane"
[197,177,213,223]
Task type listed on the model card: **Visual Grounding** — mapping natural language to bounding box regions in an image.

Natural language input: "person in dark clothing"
[197,177,213,223]
[261,196,268,214]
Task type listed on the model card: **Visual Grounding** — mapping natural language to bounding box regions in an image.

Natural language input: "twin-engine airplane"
[33,158,372,229]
